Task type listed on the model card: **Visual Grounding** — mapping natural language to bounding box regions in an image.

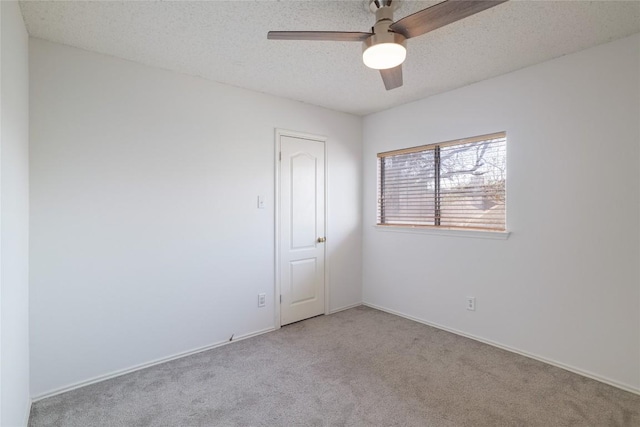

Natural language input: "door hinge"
[280,295,282,303]
[279,152,282,161]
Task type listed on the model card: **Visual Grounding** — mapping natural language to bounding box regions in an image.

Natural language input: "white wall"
[1,1,31,425]
[29,39,362,397]
[362,34,640,392]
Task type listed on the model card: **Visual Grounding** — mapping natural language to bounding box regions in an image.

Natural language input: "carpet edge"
[30,326,276,402]
[362,302,640,396]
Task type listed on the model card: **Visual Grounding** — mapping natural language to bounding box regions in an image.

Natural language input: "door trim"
[274,128,329,329]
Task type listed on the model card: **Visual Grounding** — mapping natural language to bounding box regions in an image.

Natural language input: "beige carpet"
[30,306,639,426]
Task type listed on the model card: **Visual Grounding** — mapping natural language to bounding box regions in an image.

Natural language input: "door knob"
[317,237,326,243]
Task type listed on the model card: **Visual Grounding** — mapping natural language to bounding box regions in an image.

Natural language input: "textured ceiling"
[20,0,640,116]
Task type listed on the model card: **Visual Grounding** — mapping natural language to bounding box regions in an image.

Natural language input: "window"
[377,132,506,231]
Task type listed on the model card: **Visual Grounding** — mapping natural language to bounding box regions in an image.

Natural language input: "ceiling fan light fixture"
[362,32,406,70]
[363,42,406,69]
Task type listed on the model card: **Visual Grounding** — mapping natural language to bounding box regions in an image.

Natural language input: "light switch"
[257,195,265,209]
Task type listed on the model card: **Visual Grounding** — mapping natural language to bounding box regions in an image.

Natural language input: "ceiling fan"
[268,0,507,90]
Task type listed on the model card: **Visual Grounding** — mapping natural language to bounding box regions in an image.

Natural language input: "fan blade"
[390,0,508,39]
[267,31,372,42]
[380,65,403,90]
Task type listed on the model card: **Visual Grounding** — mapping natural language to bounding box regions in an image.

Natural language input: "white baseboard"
[32,326,276,402]
[329,302,362,314]
[363,302,640,396]
[32,303,639,402]
[23,398,33,427]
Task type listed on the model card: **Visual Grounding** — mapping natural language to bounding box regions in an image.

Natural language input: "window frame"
[376,131,508,235]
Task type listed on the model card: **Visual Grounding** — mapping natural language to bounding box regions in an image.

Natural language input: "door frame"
[274,128,329,329]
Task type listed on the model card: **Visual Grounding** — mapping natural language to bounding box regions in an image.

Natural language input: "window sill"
[373,225,510,240]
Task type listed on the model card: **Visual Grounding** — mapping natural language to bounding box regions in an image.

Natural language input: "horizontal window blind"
[377,132,506,231]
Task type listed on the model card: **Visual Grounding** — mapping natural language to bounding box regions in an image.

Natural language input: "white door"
[278,133,326,326]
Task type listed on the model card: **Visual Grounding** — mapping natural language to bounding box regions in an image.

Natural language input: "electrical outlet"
[466,297,476,311]
[258,293,266,307]
[257,195,265,209]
